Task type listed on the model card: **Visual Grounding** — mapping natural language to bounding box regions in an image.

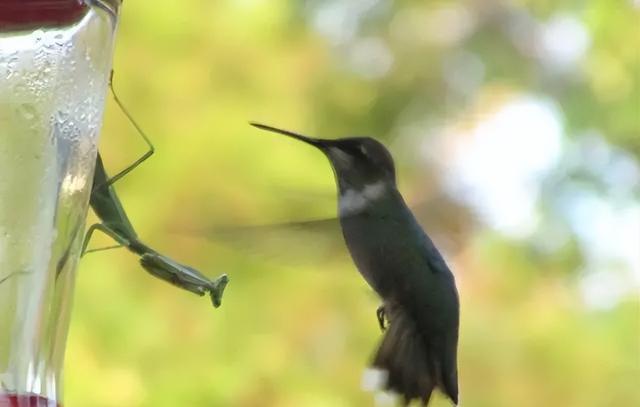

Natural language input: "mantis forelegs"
[97,71,156,189]
[81,223,128,257]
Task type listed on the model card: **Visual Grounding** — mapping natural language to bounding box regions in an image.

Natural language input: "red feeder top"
[0,0,90,31]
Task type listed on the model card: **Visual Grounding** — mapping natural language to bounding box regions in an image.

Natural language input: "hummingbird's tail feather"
[371,304,458,406]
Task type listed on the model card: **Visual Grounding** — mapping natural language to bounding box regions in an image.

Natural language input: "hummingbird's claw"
[209,274,229,308]
[376,304,387,331]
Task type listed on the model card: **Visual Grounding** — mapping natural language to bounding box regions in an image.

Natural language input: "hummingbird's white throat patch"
[339,181,387,215]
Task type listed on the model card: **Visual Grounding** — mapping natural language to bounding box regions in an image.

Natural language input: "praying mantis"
[81,75,228,307]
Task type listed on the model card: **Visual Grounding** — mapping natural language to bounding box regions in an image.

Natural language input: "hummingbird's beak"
[250,122,328,149]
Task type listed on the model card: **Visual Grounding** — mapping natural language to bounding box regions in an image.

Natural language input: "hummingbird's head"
[251,123,397,192]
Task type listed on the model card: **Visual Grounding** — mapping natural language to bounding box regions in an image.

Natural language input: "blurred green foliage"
[66,0,639,406]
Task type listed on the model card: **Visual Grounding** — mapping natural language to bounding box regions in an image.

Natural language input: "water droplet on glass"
[56,111,69,123]
[54,33,65,46]
[33,29,44,42]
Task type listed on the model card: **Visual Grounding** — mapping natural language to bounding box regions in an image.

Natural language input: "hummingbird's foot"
[209,274,229,308]
[376,304,388,331]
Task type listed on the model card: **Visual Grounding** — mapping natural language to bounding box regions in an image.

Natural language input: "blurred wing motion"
[193,216,349,265]
[192,192,476,266]
[409,193,477,256]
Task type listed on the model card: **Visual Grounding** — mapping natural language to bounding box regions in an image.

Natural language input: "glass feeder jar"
[0,1,121,405]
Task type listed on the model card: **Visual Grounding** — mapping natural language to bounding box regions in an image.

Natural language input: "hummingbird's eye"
[358,145,368,157]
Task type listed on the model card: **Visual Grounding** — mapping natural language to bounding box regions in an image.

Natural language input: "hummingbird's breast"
[337,185,419,296]
[338,185,459,329]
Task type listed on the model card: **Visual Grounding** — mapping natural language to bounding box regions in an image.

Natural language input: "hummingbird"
[251,123,460,406]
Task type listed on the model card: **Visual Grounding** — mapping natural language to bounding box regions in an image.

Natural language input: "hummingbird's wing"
[409,193,478,256]
[185,201,474,268]
[179,183,476,265]
[183,216,351,266]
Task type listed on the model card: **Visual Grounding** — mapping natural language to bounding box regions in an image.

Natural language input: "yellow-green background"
[67,1,639,406]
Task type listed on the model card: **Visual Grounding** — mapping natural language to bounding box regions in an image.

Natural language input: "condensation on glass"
[0,1,121,405]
